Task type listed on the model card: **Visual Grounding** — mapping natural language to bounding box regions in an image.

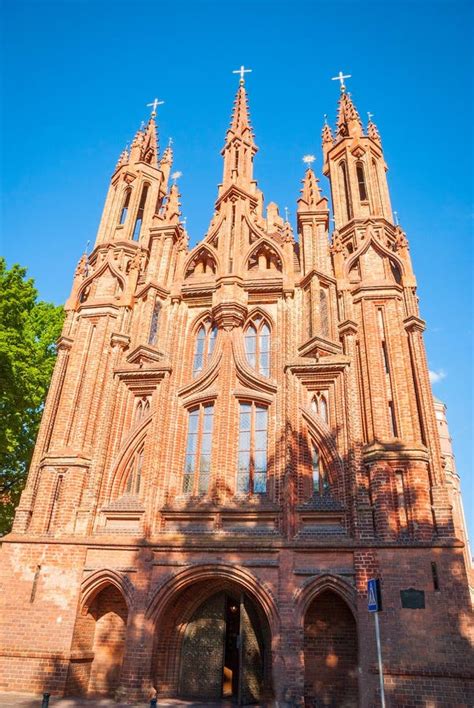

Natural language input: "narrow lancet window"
[192,319,217,377]
[124,448,143,495]
[312,444,329,495]
[244,317,271,377]
[237,402,268,494]
[119,188,131,225]
[132,184,149,241]
[320,289,329,337]
[148,300,161,345]
[356,162,368,201]
[183,404,214,494]
[339,161,353,221]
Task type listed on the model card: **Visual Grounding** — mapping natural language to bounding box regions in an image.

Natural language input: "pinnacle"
[336,91,363,139]
[227,83,255,145]
[298,168,323,211]
[367,118,382,146]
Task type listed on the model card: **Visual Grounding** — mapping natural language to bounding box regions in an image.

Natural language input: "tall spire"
[336,91,363,139]
[140,116,159,167]
[221,69,257,190]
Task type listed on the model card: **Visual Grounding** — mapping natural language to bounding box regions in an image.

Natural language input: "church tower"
[0,72,472,708]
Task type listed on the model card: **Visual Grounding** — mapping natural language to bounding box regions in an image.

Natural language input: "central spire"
[221,69,257,190]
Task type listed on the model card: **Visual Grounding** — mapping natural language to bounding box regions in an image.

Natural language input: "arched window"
[134,397,150,423]
[356,162,368,202]
[132,184,149,241]
[148,300,161,345]
[311,444,329,495]
[244,317,271,377]
[320,288,329,337]
[124,448,143,495]
[237,402,268,494]
[310,393,329,424]
[183,403,214,494]
[372,159,383,214]
[119,188,131,225]
[192,319,217,377]
[339,161,353,221]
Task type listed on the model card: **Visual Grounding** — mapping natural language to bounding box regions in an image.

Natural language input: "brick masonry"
[0,82,473,707]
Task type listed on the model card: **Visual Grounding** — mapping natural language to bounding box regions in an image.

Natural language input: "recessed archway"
[151,574,274,704]
[304,589,358,706]
[65,583,128,697]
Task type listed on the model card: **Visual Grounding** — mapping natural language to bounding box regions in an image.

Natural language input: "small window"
[148,300,161,345]
[119,188,131,225]
[311,444,329,495]
[183,404,214,494]
[237,402,268,494]
[356,162,368,202]
[244,317,271,377]
[132,184,149,241]
[339,161,353,221]
[124,448,143,495]
[192,319,217,377]
[320,289,329,337]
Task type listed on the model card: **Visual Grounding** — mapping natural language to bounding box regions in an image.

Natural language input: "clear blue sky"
[1,0,473,543]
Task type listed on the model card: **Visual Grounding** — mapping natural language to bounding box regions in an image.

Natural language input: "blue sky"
[1,0,473,542]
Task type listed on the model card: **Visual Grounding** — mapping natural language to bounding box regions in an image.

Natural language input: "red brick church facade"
[0,76,472,706]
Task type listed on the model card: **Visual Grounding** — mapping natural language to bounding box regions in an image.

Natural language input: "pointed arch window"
[356,162,368,202]
[192,319,217,377]
[134,397,150,423]
[183,404,214,494]
[124,448,144,496]
[339,161,353,221]
[148,300,161,345]
[119,188,131,225]
[311,444,329,495]
[244,317,271,377]
[319,288,329,337]
[237,402,268,494]
[132,184,149,241]
[310,393,329,424]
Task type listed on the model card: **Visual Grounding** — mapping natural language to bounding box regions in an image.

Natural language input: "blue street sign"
[368,578,382,612]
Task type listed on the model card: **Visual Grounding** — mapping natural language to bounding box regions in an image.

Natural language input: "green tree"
[0,258,64,535]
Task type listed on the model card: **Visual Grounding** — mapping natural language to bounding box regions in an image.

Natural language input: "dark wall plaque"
[400,588,425,609]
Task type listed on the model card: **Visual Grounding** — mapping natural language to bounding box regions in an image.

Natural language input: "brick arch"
[301,578,359,707]
[106,420,151,501]
[147,565,278,698]
[301,407,345,495]
[80,568,135,614]
[245,238,284,273]
[77,258,126,304]
[295,573,358,627]
[146,564,278,631]
[344,228,405,280]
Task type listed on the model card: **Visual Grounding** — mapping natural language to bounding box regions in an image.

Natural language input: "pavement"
[0,695,243,708]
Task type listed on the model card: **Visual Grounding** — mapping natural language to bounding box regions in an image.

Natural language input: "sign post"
[368,578,386,708]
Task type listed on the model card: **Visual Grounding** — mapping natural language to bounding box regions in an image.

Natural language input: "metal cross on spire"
[367,111,374,122]
[233,65,252,84]
[147,97,165,117]
[331,71,352,92]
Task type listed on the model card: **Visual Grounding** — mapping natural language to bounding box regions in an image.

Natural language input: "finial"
[367,111,374,122]
[139,120,145,131]
[182,216,187,228]
[171,170,182,185]
[324,114,328,125]
[284,206,289,222]
[147,97,165,118]
[331,70,352,93]
[168,137,173,148]
[302,154,316,167]
[232,65,252,85]
[84,239,90,255]
[394,211,399,226]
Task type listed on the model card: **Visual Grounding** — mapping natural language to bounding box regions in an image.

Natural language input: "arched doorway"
[66,584,128,697]
[304,590,358,707]
[152,580,272,705]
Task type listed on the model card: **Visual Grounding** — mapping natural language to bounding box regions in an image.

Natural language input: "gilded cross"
[331,71,351,92]
[147,97,165,117]
[233,65,252,84]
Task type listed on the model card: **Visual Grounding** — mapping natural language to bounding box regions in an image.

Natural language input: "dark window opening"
[119,189,131,225]
[132,184,149,241]
[356,163,368,201]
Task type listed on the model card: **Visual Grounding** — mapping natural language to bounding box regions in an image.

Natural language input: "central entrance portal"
[179,591,266,705]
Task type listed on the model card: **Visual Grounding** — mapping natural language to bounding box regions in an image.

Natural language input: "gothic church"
[0,73,472,707]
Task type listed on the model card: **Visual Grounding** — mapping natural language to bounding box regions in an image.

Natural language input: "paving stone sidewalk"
[0,696,240,708]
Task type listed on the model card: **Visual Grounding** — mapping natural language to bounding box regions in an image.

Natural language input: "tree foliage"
[0,257,64,535]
